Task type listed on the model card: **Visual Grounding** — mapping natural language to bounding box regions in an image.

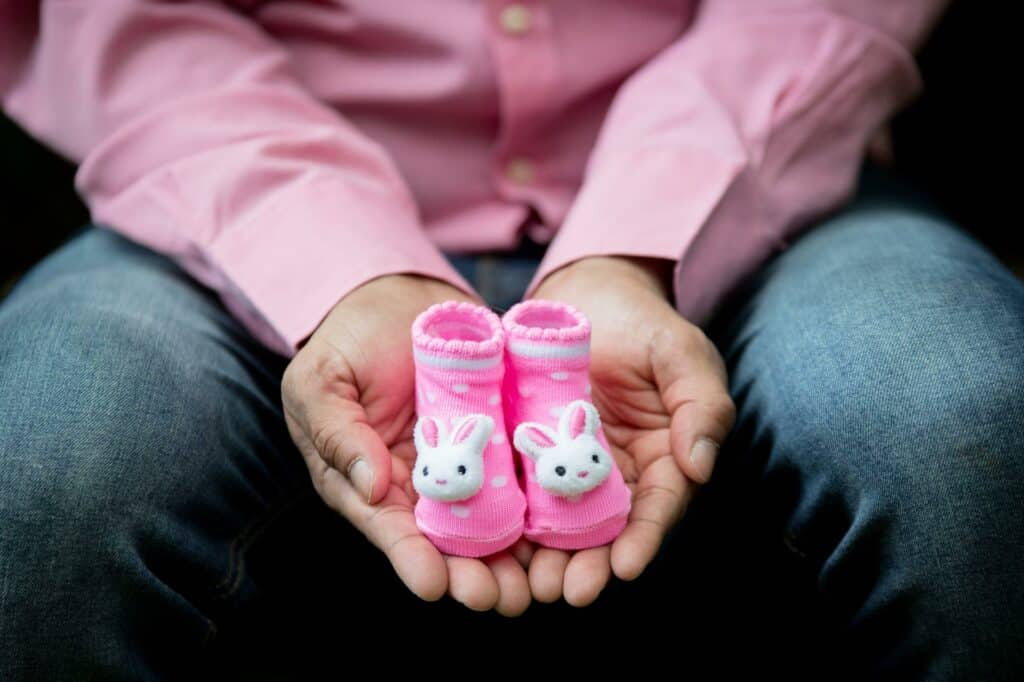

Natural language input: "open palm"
[527,256,735,605]
[283,274,532,616]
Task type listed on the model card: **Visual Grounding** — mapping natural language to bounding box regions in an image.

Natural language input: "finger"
[528,549,570,603]
[671,396,733,485]
[309,396,394,505]
[510,537,536,570]
[486,553,532,617]
[611,453,692,581]
[652,328,736,485]
[563,546,612,607]
[446,556,500,612]
[283,351,395,505]
[319,465,448,601]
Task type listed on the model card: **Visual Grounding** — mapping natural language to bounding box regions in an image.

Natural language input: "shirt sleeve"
[0,1,475,357]
[524,0,949,326]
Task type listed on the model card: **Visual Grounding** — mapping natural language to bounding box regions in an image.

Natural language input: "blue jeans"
[1,166,1022,679]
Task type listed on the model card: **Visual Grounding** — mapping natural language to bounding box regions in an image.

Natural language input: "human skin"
[282,274,535,617]
[282,256,734,614]
[524,255,736,605]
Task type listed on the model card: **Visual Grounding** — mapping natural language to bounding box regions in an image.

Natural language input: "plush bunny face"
[513,400,612,497]
[413,414,493,502]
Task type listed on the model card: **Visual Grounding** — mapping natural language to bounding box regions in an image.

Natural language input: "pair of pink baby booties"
[410,299,632,557]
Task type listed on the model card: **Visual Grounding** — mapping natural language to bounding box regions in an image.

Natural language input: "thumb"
[309,397,393,504]
[652,326,736,485]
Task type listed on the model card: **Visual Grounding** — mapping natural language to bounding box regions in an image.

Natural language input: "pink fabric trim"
[411,301,505,360]
[502,300,591,344]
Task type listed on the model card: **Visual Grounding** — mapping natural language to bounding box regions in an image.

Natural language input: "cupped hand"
[282,274,534,616]
[527,256,736,606]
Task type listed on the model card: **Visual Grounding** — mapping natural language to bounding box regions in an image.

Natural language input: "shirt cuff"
[522,139,747,302]
[204,176,477,356]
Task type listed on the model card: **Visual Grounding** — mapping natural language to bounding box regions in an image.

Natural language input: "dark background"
[0,4,1016,678]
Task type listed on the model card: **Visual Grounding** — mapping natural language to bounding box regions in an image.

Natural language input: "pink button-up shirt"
[0,0,947,356]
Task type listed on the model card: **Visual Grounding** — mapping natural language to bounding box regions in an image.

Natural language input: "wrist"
[300,273,479,350]
[534,255,674,302]
[345,272,479,309]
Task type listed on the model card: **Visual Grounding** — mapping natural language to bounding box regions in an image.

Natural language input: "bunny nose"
[577,471,589,479]
[435,479,447,485]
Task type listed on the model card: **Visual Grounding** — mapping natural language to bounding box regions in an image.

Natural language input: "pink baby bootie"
[502,300,632,550]
[410,301,527,557]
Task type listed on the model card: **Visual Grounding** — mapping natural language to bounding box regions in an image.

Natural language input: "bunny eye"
[555,466,567,477]
[591,454,600,464]
[422,466,429,477]
[457,465,467,475]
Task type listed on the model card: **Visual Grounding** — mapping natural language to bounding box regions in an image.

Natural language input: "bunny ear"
[414,415,446,450]
[513,422,559,462]
[561,400,601,440]
[449,414,495,452]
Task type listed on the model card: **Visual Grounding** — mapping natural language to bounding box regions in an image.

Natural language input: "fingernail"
[689,438,719,483]
[347,458,374,503]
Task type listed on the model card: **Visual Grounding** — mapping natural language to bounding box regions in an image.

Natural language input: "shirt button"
[499,4,532,36]
[504,157,534,184]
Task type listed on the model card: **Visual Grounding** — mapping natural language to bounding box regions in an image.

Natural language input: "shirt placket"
[486,1,560,244]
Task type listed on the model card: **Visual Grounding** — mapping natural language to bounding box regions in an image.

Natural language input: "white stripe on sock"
[413,348,502,370]
[507,339,590,359]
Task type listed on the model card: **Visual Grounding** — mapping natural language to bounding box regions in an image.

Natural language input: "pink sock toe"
[410,301,526,558]
[502,300,632,550]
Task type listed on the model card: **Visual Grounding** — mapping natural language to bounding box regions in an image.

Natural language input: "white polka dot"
[451,505,471,518]
[491,475,508,488]
[585,383,592,394]
[549,405,564,418]
[452,384,469,393]
[488,394,500,405]
[550,371,569,381]
[491,432,507,445]
[426,391,437,403]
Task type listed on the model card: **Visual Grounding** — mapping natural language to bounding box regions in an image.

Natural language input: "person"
[1,0,1021,679]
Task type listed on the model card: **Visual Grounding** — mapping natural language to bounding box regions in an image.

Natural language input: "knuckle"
[666,324,702,358]
[712,394,737,425]
[310,422,352,471]
[285,338,355,399]
[681,324,728,372]
[313,347,352,385]
[707,401,737,439]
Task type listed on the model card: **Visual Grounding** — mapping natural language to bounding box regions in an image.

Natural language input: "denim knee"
[0,238,255,671]
[718,205,1024,678]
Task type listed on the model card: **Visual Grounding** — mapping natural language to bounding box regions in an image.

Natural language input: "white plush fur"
[413,414,494,502]
[513,400,612,497]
